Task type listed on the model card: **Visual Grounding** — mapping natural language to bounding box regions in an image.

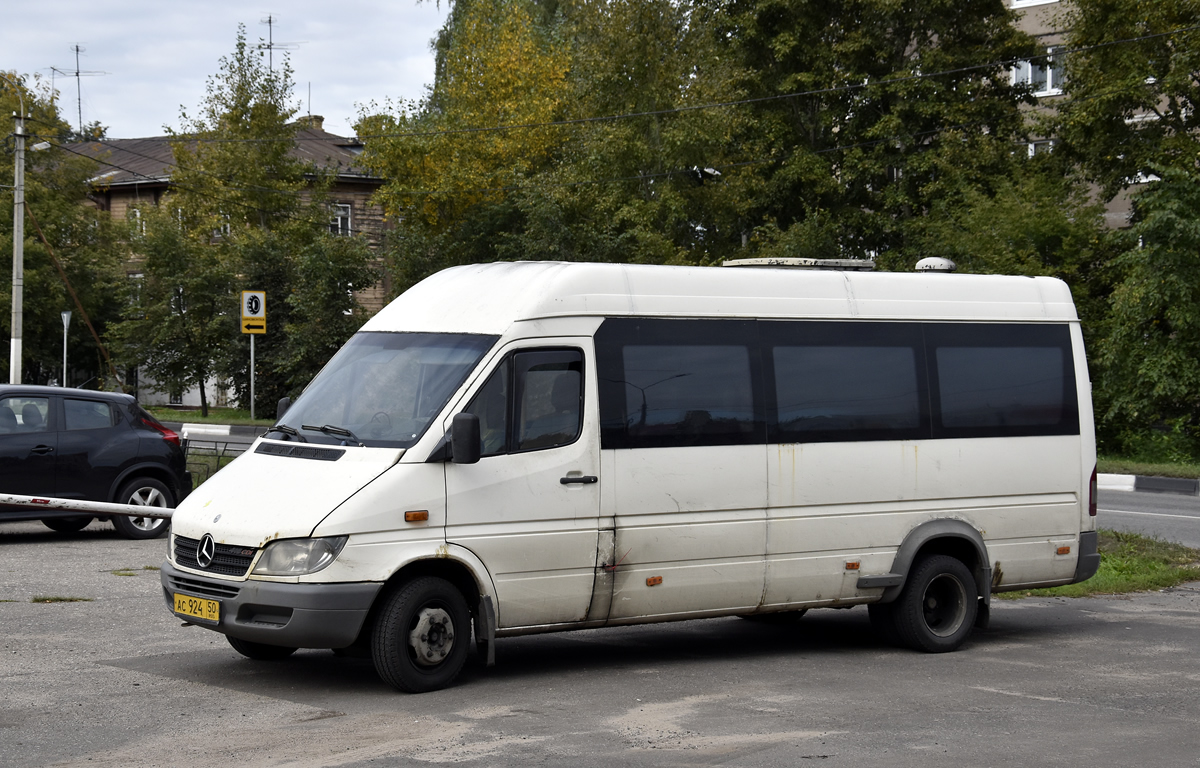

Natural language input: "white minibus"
[162,260,1099,693]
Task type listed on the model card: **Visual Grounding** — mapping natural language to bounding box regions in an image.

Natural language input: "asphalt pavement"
[1098,488,1200,548]
[3,500,1200,767]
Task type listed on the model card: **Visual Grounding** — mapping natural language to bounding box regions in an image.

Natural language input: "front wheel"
[891,554,978,653]
[111,477,173,539]
[372,576,471,693]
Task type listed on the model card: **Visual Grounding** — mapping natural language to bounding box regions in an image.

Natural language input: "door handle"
[560,475,598,485]
[31,445,54,455]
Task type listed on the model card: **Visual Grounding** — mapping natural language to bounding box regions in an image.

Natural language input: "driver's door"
[445,341,601,629]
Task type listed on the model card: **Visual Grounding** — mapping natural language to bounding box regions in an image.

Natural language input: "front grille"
[173,534,257,577]
[167,573,241,600]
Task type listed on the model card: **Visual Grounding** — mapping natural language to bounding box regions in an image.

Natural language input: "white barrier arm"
[0,493,173,520]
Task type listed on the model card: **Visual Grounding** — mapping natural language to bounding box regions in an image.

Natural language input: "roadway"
[1098,488,1200,548]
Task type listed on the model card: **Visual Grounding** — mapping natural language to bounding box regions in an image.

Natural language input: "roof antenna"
[51,44,107,136]
[257,15,301,71]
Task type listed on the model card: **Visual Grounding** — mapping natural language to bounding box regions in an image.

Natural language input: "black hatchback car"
[0,385,191,539]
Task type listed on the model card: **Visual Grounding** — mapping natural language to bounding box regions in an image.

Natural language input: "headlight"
[252,537,347,576]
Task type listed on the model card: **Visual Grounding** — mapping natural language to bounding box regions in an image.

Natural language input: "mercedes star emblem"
[197,534,216,568]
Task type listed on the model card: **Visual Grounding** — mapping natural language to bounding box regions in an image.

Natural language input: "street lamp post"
[2,74,28,385]
[61,311,71,387]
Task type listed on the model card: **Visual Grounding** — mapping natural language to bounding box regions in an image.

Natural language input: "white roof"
[361,261,1078,336]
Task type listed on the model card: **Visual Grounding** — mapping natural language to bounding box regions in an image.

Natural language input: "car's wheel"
[890,554,978,653]
[227,635,298,660]
[739,609,808,625]
[111,477,174,539]
[41,516,93,534]
[372,576,470,693]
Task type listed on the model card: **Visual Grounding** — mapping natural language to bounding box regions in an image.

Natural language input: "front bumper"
[160,561,382,649]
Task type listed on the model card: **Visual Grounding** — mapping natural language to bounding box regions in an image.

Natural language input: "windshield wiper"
[267,424,307,442]
[301,423,366,447]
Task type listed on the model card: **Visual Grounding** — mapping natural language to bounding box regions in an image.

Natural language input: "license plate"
[173,593,219,624]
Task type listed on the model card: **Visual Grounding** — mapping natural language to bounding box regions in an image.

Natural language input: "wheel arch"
[108,463,180,504]
[880,518,992,606]
[356,545,497,648]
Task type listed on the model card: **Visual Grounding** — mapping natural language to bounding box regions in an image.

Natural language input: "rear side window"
[65,399,116,431]
[928,324,1078,438]
[0,396,49,433]
[596,319,763,449]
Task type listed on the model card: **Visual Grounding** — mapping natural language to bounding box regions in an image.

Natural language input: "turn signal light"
[646,576,663,587]
[845,561,861,571]
[1057,546,1071,556]
[404,510,429,523]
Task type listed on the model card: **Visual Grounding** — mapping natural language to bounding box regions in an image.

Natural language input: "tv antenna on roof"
[257,15,302,71]
[51,44,107,136]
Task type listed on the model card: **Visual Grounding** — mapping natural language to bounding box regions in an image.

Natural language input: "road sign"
[241,290,266,335]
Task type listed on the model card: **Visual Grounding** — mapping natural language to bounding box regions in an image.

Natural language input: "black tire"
[41,516,93,534]
[739,609,808,625]
[111,477,174,539]
[227,635,297,660]
[372,576,471,693]
[891,554,978,653]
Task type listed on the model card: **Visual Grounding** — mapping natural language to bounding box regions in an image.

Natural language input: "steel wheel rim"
[408,606,456,668]
[922,573,968,638]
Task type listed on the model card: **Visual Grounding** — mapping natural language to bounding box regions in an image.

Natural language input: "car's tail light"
[1089,465,1098,517]
[141,417,181,446]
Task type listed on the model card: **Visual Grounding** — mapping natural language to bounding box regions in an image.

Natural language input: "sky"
[2,0,449,139]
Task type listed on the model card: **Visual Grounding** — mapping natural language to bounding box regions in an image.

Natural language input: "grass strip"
[999,529,1200,599]
[31,596,94,603]
[145,407,272,427]
[1098,457,1200,479]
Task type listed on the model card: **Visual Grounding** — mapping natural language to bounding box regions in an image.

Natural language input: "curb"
[1099,473,1200,496]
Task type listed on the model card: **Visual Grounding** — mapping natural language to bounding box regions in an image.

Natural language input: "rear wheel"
[41,516,93,534]
[372,576,470,693]
[227,636,297,660]
[111,477,173,539]
[891,555,978,653]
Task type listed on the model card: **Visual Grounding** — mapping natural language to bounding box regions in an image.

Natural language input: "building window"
[169,390,183,406]
[1013,46,1064,96]
[330,203,352,236]
[1028,139,1056,157]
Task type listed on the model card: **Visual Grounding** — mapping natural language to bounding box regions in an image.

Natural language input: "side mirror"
[276,396,291,420]
[451,413,481,465]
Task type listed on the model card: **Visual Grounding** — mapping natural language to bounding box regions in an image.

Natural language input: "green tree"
[108,27,377,415]
[1054,0,1200,200]
[359,0,570,293]
[0,71,125,388]
[724,0,1038,265]
[1097,167,1200,457]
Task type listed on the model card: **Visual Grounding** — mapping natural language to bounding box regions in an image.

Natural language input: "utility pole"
[10,108,26,384]
[3,73,27,383]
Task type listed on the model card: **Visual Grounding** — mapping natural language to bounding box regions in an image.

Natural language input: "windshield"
[277,332,498,448]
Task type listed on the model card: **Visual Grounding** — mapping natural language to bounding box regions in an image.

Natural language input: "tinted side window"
[0,396,49,433]
[596,319,763,449]
[463,349,583,455]
[928,324,1078,438]
[465,360,510,457]
[765,322,928,443]
[65,399,116,431]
